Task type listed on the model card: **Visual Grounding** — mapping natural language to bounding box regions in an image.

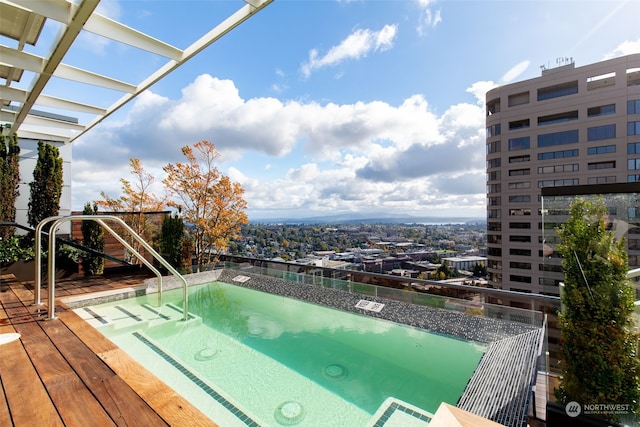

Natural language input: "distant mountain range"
[250,212,486,225]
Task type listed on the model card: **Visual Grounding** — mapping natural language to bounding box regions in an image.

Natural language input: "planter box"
[1,259,80,283]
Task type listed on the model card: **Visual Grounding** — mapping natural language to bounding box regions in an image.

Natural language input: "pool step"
[76,303,200,335]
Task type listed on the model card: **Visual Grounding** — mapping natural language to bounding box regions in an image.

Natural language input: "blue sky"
[49,0,640,220]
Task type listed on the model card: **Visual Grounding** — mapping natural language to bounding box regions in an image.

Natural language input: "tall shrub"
[555,197,640,419]
[0,134,20,239]
[28,141,63,230]
[159,213,188,269]
[81,202,104,275]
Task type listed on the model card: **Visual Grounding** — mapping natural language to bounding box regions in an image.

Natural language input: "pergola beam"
[10,0,100,137]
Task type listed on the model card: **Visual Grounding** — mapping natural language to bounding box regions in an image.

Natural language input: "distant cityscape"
[227,221,488,281]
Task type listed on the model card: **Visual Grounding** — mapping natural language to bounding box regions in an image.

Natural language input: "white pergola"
[0,0,273,143]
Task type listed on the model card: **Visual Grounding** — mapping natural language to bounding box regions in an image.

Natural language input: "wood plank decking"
[0,273,217,427]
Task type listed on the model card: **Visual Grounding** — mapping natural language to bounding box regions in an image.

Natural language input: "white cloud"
[501,60,530,83]
[73,76,488,219]
[300,25,398,78]
[604,38,640,59]
[466,81,497,107]
[416,0,442,35]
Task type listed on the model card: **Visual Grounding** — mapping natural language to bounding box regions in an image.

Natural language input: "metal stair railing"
[34,215,188,321]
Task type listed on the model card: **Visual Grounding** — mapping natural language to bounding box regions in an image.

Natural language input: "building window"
[510,262,532,270]
[628,142,640,154]
[487,222,502,231]
[587,145,616,155]
[628,99,640,114]
[487,171,501,181]
[486,124,502,138]
[628,159,640,170]
[538,148,578,160]
[538,163,579,174]
[629,239,640,250]
[487,98,500,115]
[588,176,616,184]
[509,168,530,176]
[509,222,531,229]
[510,274,532,284]
[487,183,501,193]
[486,140,501,154]
[588,161,616,170]
[509,195,531,203]
[540,264,563,273]
[510,235,532,243]
[509,119,530,130]
[508,181,531,190]
[510,248,531,256]
[538,110,578,126]
[587,104,616,117]
[628,69,640,87]
[587,124,616,141]
[487,247,502,256]
[488,209,501,219]
[537,80,578,101]
[487,158,501,168]
[509,155,530,163]
[487,234,502,244]
[509,208,531,216]
[508,136,530,151]
[508,92,530,107]
[628,174,640,182]
[537,129,579,147]
[538,179,579,188]
[488,196,501,206]
[628,121,640,136]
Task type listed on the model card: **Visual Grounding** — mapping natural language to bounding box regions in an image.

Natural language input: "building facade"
[485,53,640,296]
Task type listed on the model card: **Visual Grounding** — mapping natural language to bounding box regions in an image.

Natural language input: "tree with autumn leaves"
[163,140,248,268]
[96,141,248,269]
[97,158,165,262]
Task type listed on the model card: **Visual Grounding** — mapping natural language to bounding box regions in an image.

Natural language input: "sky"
[22,0,640,220]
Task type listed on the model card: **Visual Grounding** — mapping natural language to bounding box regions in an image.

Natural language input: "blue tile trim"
[82,307,108,324]
[141,304,171,320]
[132,332,260,427]
[165,303,196,319]
[115,305,143,321]
[371,401,432,426]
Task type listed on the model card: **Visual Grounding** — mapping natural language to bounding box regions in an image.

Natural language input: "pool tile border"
[132,332,261,427]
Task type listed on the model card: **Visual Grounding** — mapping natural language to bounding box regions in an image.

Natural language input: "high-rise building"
[485,53,640,297]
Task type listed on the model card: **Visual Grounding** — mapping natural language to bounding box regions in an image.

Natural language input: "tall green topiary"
[555,197,640,420]
[81,202,104,275]
[28,141,63,230]
[0,134,20,239]
[159,213,188,269]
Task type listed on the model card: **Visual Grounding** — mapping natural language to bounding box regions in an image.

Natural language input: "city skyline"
[32,0,639,220]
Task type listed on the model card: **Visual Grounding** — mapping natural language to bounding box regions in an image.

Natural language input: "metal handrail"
[34,215,188,321]
[33,215,164,305]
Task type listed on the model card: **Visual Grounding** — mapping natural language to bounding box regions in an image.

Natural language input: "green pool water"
[77,281,485,426]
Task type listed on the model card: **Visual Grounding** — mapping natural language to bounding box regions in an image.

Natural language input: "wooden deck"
[0,273,217,427]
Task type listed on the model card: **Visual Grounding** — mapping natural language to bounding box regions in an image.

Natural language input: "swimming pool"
[75,280,485,426]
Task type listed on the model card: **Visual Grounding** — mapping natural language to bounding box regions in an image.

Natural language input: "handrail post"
[33,215,64,306]
[46,218,65,319]
[38,214,189,321]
